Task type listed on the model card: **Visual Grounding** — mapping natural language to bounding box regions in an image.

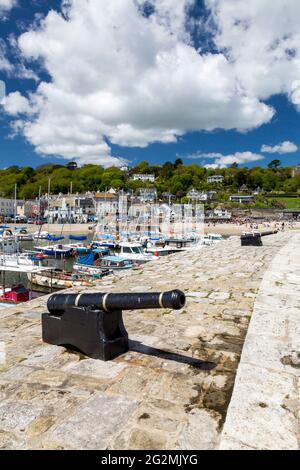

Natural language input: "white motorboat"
[145,239,183,256]
[0,237,20,255]
[0,253,35,268]
[33,231,53,240]
[114,242,158,264]
[198,233,224,246]
[13,228,34,241]
[206,233,224,244]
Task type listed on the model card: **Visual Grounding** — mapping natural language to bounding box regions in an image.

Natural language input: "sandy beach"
[6,221,300,237]
[204,221,300,236]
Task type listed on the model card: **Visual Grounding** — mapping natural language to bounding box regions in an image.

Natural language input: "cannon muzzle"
[47,290,186,315]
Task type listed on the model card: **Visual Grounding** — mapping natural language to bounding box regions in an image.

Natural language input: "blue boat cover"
[78,252,95,266]
[47,235,65,242]
[69,235,87,241]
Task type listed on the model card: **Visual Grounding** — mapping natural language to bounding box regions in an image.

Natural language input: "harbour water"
[0,232,95,292]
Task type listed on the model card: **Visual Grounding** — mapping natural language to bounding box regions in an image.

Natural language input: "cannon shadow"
[128,340,216,371]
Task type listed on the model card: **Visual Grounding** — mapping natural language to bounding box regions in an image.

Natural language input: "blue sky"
[1,0,300,169]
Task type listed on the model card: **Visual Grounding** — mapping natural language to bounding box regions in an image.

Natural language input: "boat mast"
[36,186,42,242]
[14,183,17,225]
[70,181,73,229]
[38,186,41,216]
[48,178,51,233]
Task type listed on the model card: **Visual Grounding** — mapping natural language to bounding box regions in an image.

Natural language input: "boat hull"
[35,246,74,258]
[73,264,111,277]
[28,272,96,289]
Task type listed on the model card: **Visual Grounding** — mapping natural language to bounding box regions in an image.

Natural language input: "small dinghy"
[28,269,97,290]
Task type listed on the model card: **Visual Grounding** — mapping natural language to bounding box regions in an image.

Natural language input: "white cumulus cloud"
[261,141,298,154]
[3,91,32,115]
[196,151,264,168]
[0,0,17,17]
[206,0,300,106]
[0,39,13,72]
[4,0,274,166]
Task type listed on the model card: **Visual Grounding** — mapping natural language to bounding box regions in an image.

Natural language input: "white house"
[0,197,17,218]
[229,195,254,204]
[187,188,202,200]
[187,189,216,202]
[253,187,262,195]
[45,195,95,223]
[132,174,155,183]
[207,175,224,184]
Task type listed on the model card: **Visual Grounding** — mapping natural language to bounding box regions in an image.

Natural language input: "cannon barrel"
[47,289,186,315]
[260,230,278,237]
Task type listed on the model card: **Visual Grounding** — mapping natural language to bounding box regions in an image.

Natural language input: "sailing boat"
[65,235,91,255]
[35,235,74,258]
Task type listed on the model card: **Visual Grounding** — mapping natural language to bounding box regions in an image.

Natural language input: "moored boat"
[100,256,135,270]
[200,233,224,246]
[28,269,97,290]
[0,284,30,304]
[144,238,183,256]
[114,242,158,264]
[0,237,20,255]
[13,228,34,241]
[66,235,91,254]
[34,244,74,258]
[0,253,35,268]
[33,231,53,240]
[73,250,111,277]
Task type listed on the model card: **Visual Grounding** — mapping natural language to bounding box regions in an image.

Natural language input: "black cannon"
[241,230,278,246]
[241,232,263,246]
[42,290,186,361]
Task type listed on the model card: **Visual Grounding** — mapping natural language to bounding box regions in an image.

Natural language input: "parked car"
[27,218,35,224]
[15,216,28,224]
[35,219,44,225]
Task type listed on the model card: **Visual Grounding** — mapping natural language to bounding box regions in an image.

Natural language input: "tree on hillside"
[161,161,174,179]
[174,158,183,168]
[268,159,281,169]
[131,161,151,174]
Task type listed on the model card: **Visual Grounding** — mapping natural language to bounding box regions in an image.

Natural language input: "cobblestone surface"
[0,232,294,449]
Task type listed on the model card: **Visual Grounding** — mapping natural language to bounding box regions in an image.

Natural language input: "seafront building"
[93,191,119,215]
[45,194,96,223]
[16,200,44,219]
[0,197,17,218]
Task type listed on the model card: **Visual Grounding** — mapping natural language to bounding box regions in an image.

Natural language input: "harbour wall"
[0,230,298,449]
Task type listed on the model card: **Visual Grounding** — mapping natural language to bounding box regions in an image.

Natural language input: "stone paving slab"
[48,393,139,450]
[220,232,300,450]
[0,231,296,449]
